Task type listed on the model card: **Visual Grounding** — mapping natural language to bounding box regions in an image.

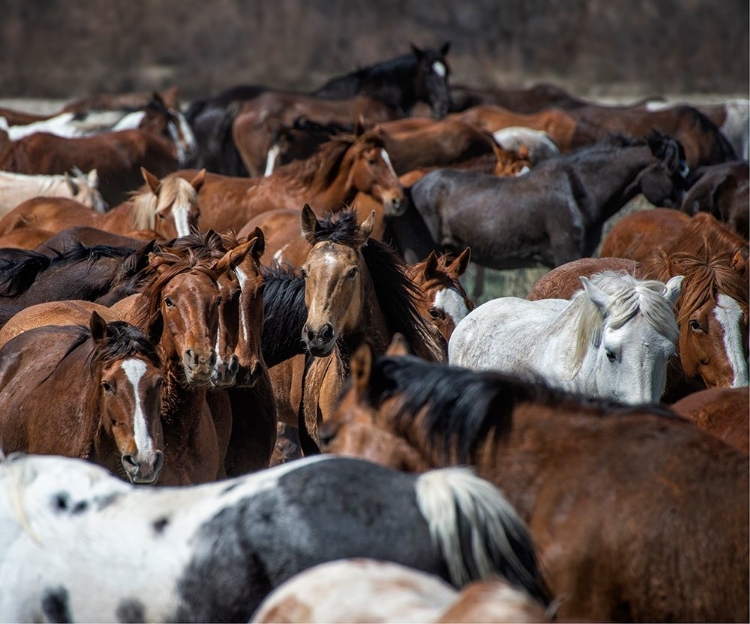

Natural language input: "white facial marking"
[112,111,146,131]
[176,112,197,153]
[168,120,186,163]
[172,205,191,238]
[515,165,530,176]
[273,248,285,264]
[380,149,397,177]
[432,61,446,78]
[434,288,470,327]
[715,294,749,387]
[214,332,225,369]
[235,266,250,342]
[264,144,281,177]
[120,359,153,457]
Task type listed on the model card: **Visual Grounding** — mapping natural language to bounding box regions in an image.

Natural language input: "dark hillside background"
[1,0,747,99]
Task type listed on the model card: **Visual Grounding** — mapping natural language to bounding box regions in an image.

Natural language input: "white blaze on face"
[265,144,281,177]
[235,266,250,342]
[380,149,397,177]
[176,111,197,154]
[120,358,154,457]
[172,204,191,238]
[715,294,749,387]
[432,61,447,78]
[434,287,470,327]
[168,119,186,163]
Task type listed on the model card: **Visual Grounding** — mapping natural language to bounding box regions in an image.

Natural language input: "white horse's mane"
[570,271,679,371]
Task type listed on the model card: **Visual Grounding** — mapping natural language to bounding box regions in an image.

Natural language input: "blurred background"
[1,0,747,100]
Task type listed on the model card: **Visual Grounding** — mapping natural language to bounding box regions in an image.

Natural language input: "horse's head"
[66,168,107,213]
[407,249,474,342]
[300,206,374,357]
[577,272,683,404]
[211,232,266,387]
[143,253,221,385]
[134,168,204,240]
[89,312,164,485]
[350,126,405,216]
[413,42,452,119]
[639,131,690,208]
[656,251,750,389]
[141,92,197,164]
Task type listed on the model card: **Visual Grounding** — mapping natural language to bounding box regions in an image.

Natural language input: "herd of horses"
[0,43,747,622]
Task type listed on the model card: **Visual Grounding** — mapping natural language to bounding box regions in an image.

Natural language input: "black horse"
[401,132,690,269]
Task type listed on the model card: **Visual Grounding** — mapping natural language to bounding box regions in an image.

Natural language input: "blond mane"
[129,176,197,231]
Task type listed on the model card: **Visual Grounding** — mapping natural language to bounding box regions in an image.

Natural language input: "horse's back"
[527,258,638,301]
[0,196,95,236]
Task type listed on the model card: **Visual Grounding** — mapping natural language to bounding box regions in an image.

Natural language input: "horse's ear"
[354,116,366,137]
[731,250,747,276]
[89,311,108,343]
[350,342,374,399]
[440,41,451,56]
[141,167,161,195]
[146,310,164,344]
[63,172,78,195]
[580,277,609,313]
[385,333,410,357]
[160,86,180,110]
[449,247,471,277]
[300,204,321,244]
[87,169,99,188]
[214,239,254,273]
[423,250,439,278]
[410,43,424,59]
[664,275,684,306]
[246,226,265,259]
[190,169,206,192]
[357,210,376,243]
[123,239,157,276]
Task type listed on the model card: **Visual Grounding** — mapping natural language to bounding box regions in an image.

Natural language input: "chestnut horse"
[320,340,749,622]
[0,312,164,484]
[671,387,749,454]
[176,125,404,232]
[0,168,204,240]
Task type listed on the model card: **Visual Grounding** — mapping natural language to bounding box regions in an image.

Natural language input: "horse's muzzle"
[123,450,164,485]
[183,348,217,385]
[303,323,336,357]
[211,354,239,388]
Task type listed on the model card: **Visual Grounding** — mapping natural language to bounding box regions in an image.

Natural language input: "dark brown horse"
[320,340,749,622]
[681,161,748,238]
[0,312,165,484]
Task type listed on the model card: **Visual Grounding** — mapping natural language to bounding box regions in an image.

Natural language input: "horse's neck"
[95,201,134,233]
[160,358,208,446]
[572,146,653,223]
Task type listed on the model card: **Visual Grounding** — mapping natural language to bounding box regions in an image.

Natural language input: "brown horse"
[114,251,227,485]
[177,125,404,231]
[319,339,749,622]
[405,249,474,343]
[0,168,204,240]
[671,387,749,454]
[0,311,165,484]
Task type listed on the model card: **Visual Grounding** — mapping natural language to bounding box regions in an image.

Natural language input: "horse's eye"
[300,268,308,279]
[102,381,113,393]
[605,350,616,362]
[428,307,443,319]
[346,267,358,279]
[164,297,174,308]
[157,213,166,220]
[689,319,703,332]
[368,158,377,165]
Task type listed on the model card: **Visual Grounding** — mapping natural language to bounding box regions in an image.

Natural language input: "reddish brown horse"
[0,168,204,240]
[176,125,404,232]
[319,339,749,622]
[671,387,749,454]
[0,312,165,484]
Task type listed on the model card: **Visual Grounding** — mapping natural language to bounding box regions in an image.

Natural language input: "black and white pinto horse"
[0,454,549,622]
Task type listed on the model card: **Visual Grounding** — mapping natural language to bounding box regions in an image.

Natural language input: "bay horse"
[113,251,228,485]
[0,169,106,216]
[314,43,453,118]
[320,340,749,622]
[680,161,748,237]
[181,125,404,231]
[449,271,683,404]
[0,454,550,621]
[0,312,164,484]
[0,168,204,240]
[671,387,749,454]
[408,132,689,270]
[252,559,550,623]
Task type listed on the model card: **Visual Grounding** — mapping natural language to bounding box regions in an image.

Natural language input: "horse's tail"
[415,467,551,606]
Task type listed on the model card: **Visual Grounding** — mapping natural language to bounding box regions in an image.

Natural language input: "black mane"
[0,243,134,298]
[261,264,307,367]
[364,354,679,463]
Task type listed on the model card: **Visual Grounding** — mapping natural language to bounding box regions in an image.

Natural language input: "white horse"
[449,271,683,404]
[0,168,107,216]
[492,127,560,165]
[0,453,548,622]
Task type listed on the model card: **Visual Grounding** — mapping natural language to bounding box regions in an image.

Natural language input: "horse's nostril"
[321,323,334,342]
[122,454,136,468]
[229,355,239,373]
[153,451,164,474]
[319,427,337,447]
[185,349,195,363]
[209,351,217,366]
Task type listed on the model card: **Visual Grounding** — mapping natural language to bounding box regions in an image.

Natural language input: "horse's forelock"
[89,321,161,373]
